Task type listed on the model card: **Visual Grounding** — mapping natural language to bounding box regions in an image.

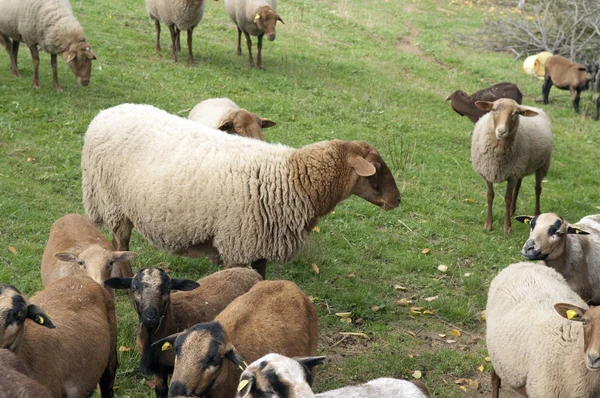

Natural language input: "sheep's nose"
[268,33,276,41]
[588,354,600,369]
[79,79,90,86]
[521,240,538,259]
[169,381,187,397]
[141,307,160,328]
[395,194,401,206]
[496,125,506,136]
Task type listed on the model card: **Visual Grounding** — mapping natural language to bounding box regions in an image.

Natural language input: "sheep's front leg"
[154,20,161,52]
[99,348,117,398]
[11,39,19,73]
[571,87,581,113]
[51,54,62,92]
[491,369,501,398]
[28,43,40,89]
[485,181,494,231]
[504,177,517,234]
[154,371,169,398]
[511,178,522,216]
[236,26,242,55]
[243,30,254,68]
[542,78,553,104]
[534,168,544,216]
[186,28,194,64]
[256,33,264,70]
[251,259,267,279]
[1,34,19,77]
[168,25,178,62]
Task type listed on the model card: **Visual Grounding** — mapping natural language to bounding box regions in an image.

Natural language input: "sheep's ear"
[567,226,590,235]
[64,51,76,63]
[104,277,133,290]
[54,252,79,262]
[26,304,55,328]
[225,345,247,371]
[277,14,285,24]
[518,108,539,117]
[170,279,200,291]
[514,216,534,225]
[236,375,255,398]
[88,49,97,60]
[555,303,587,322]
[113,251,137,262]
[348,155,376,177]
[260,118,276,128]
[295,356,326,369]
[151,333,179,351]
[217,120,233,131]
[475,101,494,111]
[579,67,587,72]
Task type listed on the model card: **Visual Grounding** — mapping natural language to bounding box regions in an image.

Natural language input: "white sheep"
[235,353,430,398]
[0,0,96,91]
[188,97,276,140]
[486,261,600,397]
[515,212,600,304]
[81,104,401,278]
[145,0,205,63]
[224,0,283,69]
[471,98,552,234]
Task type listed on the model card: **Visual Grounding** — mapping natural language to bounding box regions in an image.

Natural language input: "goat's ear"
[151,333,179,351]
[555,303,587,322]
[236,375,255,398]
[474,101,493,111]
[104,277,133,290]
[26,304,55,328]
[113,251,137,262]
[567,226,590,235]
[514,215,534,225]
[260,118,276,128]
[518,107,539,117]
[170,279,200,291]
[348,155,376,177]
[225,345,247,371]
[54,252,79,262]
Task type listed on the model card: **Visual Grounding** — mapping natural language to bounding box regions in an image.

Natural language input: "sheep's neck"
[138,301,176,371]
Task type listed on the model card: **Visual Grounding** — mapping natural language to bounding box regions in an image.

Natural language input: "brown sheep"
[41,214,137,293]
[543,54,591,113]
[105,266,262,398]
[0,349,51,398]
[446,82,523,123]
[0,277,118,397]
[152,280,318,398]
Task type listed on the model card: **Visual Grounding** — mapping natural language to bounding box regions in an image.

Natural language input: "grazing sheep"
[542,54,591,113]
[224,0,283,69]
[515,212,600,304]
[235,353,430,398]
[41,214,137,292]
[146,0,205,63]
[188,97,276,140]
[0,0,96,91]
[104,267,262,398]
[82,104,401,278]
[446,82,523,123]
[152,280,319,398]
[486,261,600,397]
[0,277,117,397]
[0,349,51,398]
[471,98,552,234]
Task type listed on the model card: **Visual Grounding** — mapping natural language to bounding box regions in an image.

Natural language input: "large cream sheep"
[81,104,401,278]
[224,0,283,69]
[486,262,600,397]
[515,212,600,304]
[543,54,590,113]
[0,0,96,91]
[146,0,205,63]
[471,98,552,234]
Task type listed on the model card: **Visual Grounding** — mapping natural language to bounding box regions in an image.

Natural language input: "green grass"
[1,0,599,396]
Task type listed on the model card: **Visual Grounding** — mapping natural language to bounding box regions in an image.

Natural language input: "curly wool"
[145,0,205,31]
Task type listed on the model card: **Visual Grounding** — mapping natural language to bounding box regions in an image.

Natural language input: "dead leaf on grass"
[421,248,431,254]
[312,226,320,233]
[396,298,412,306]
[450,328,461,337]
[339,332,369,339]
[394,284,408,291]
[412,370,422,379]
[478,364,485,372]
[422,310,435,315]
[481,310,486,320]
[8,246,17,254]
[437,264,448,272]
[424,296,438,302]
[407,331,417,338]
[311,263,320,274]
[371,305,381,312]
[119,346,131,352]
[410,306,424,314]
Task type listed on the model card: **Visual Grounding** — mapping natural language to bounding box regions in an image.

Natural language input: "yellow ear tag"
[243,360,248,367]
[37,316,44,325]
[524,219,531,224]
[237,379,249,392]
[161,342,173,351]
[238,364,245,371]
[254,13,260,23]
[566,310,577,320]
[576,230,582,234]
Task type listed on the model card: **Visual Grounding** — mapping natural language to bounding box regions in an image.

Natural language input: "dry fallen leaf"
[437,264,448,272]
[481,310,486,321]
[424,296,438,302]
[410,306,424,314]
[394,284,408,291]
[119,346,131,352]
[339,332,369,339]
[446,339,457,344]
[454,378,467,384]
[26,157,35,162]
[8,246,17,254]
[464,273,471,277]
[407,331,417,338]
[312,226,321,233]
[478,365,485,372]
[396,298,412,306]
[335,312,352,324]
[345,273,356,278]
[421,248,431,255]
[371,305,381,312]
[469,380,479,390]
[450,328,461,337]
[412,370,422,379]
[459,385,467,392]
[464,197,475,203]
[438,333,446,338]
[311,263,320,274]
[422,310,435,315]
[485,356,491,362]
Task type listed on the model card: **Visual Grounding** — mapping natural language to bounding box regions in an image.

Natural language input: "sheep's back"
[316,378,427,398]
[188,98,239,128]
[146,0,205,30]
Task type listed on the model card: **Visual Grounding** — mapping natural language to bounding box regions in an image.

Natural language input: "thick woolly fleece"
[82,104,359,265]
[145,0,205,31]
[471,105,552,184]
[486,262,600,397]
[316,378,428,398]
[188,97,240,128]
[224,0,277,36]
[0,0,85,54]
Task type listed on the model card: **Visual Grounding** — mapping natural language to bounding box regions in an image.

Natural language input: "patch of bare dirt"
[395,23,450,70]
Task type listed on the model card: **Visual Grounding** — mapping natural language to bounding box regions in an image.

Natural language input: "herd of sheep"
[1,0,600,397]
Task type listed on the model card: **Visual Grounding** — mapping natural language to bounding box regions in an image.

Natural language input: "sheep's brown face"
[255,7,283,41]
[219,110,274,141]
[555,304,600,371]
[64,40,96,86]
[475,98,538,140]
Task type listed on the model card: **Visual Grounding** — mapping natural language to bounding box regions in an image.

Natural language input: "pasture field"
[1,0,599,396]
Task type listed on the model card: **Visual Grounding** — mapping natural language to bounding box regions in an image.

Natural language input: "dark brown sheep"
[0,349,51,398]
[446,82,523,123]
[542,54,591,113]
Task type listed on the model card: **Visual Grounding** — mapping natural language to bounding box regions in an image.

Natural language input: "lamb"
[104,266,262,398]
[515,212,600,304]
[41,214,137,292]
[145,0,205,63]
[0,277,117,397]
[470,98,552,234]
[188,97,276,140]
[81,104,401,278]
[446,82,523,123]
[0,349,51,398]
[0,0,96,92]
[224,0,283,69]
[486,261,600,397]
[151,280,319,398]
[542,54,591,113]
[235,353,430,398]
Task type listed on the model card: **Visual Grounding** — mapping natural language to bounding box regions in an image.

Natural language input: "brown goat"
[152,280,318,398]
[446,82,523,123]
[41,214,137,292]
[105,267,262,398]
[543,54,591,113]
[0,349,51,398]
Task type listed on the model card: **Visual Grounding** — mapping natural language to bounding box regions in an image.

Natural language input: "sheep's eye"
[78,260,86,268]
[107,261,114,268]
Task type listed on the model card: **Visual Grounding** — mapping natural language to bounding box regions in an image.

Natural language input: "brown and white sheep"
[105,266,262,398]
[152,280,319,398]
[542,54,591,113]
[41,214,137,292]
[0,276,117,397]
[0,349,51,398]
[446,82,523,123]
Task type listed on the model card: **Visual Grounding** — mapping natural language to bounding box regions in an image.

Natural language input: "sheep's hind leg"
[571,88,581,113]
[51,54,61,92]
[256,33,263,70]
[542,78,553,104]
[236,26,242,55]
[98,349,117,398]
[168,25,178,62]
[251,259,267,279]
[504,177,517,234]
[112,219,134,277]
[186,28,195,64]
[491,369,501,398]
[154,371,169,398]
[27,43,40,89]
[1,34,19,77]
[534,169,544,216]
[485,181,494,231]
[243,30,254,68]
[154,20,161,52]
[511,178,522,216]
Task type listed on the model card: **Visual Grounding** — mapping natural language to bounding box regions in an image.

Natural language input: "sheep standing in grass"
[0,0,96,91]
[515,212,600,304]
[446,82,523,123]
[146,0,205,63]
[471,98,552,234]
[486,262,600,397]
[224,0,283,69]
[104,267,262,398]
[542,54,591,113]
[82,104,400,278]
[188,97,276,140]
